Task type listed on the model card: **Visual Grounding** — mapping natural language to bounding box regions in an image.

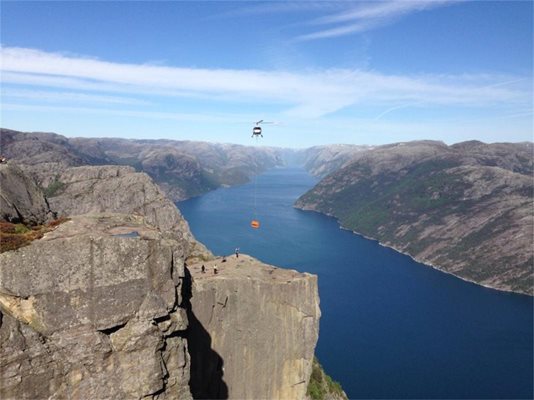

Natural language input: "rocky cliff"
[0,163,55,225]
[296,140,534,295]
[0,214,192,399]
[186,255,320,399]
[0,164,322,399]
[41,164,210,262]
[46,166,191,238]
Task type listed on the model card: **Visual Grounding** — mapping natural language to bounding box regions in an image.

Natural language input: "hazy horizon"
[3,126,532,150]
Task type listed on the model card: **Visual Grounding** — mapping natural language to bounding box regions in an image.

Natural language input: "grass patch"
[307,357,346,400]
[43,179,65,197]
[0,217,70,253]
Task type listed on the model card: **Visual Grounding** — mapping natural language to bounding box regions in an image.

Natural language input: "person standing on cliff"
[201,265,205,273]
[235,247,239,258]
[214,264,218,274]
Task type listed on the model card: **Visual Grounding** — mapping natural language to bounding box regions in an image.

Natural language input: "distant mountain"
[295,140,534,295]
[0,128,284,201]
[298,144,371,177]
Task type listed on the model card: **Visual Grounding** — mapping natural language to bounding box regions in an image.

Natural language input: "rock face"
[186,255,320,400]
[45,165,210,261]
[296,140,534,295]
[0,163,54,225]
[0,214,192,399]
[47,166,189,236]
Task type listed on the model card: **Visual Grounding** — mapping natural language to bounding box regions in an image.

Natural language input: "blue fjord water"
[178,167,533,399]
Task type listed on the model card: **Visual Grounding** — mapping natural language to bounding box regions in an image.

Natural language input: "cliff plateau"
[187,255,320,399]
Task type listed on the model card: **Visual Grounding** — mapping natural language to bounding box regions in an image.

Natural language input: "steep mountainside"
[187,255,320,399]
[0,164,322,399]
[299,144,371,177]
[296,140,534,295]
[1,128,284,201]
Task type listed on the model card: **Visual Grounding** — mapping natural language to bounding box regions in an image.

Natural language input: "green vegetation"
[44,179,66,197]
[307,357,346,400]
[0,218,70,253]
[297,149,534,295]
[313,160,472,244]
[14,223,31,234]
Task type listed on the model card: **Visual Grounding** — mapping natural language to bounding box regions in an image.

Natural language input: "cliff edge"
[186,255,320,399]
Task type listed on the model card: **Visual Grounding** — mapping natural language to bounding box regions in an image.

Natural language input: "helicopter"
[252,120,277,138]
[252,120,264,138]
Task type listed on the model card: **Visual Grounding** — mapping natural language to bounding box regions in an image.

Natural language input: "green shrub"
[14,224,30,234]
[44,179,65,197]
[307,357,347,400]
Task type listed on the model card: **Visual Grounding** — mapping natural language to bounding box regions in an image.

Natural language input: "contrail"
[374,103,418,120]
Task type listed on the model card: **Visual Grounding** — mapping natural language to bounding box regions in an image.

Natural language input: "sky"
[1,0,532,148]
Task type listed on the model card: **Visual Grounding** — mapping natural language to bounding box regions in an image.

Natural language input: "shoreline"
[295,205,533,298]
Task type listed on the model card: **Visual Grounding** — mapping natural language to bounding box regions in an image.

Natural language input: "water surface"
[178,167,533,399]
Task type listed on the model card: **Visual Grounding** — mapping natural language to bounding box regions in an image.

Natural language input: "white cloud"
[297,0,459,41]
[1,88,149,105]
[1,46,530,119]
[207,1,346,20]
[211,1,459,41]
[313,0,453,25]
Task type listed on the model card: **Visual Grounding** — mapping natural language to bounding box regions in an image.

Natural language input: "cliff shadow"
[183,267,228,399]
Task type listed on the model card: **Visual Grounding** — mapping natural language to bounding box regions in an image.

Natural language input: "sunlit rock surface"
[187,255,320,400]
[0,214,192,399]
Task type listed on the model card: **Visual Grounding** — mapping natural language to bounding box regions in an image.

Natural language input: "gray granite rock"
[186,255,320,400]
[0,159,323,400]
[46,165,211,262]
[0,163,54,225]
[0,215,192,399]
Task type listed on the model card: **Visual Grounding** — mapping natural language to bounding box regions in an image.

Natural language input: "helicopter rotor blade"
[253,120,282,126]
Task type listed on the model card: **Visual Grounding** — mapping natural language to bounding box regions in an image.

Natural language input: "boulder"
[0,163,54,225]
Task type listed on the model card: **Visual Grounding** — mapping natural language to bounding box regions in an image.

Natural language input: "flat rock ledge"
[187,254,320,400]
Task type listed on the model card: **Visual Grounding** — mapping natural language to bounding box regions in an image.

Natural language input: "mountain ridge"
[295,140,533,295]
[0,128,285,201]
